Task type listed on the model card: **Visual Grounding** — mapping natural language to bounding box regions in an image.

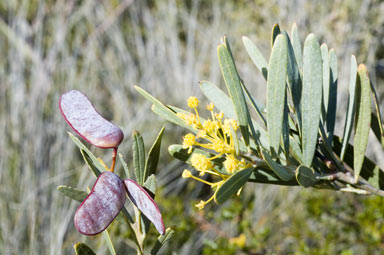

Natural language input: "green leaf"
[321,44,330,123]
[262,151,294,181]
[214,167,253,204]
[371,113,384,147]
[327,48,338,144]
[283,31,302,129]
[144,174,157,194]
[291,23,303,71]
[301,33,323,167]
[296,165,318,188]
[199,80,236,119]
[271,23,281,47]
[144,127,165,180]
[240,81,267,126]
[103,230,117,255]
[135,86,193,131]
[217,36,250,145]
[151,228,175,255]
[119,153,132,179]
[73,242,96,255]
[354,64,372,181]
[333,135,384,190]
[242,36,268,80]
[249,167,299,185]
[68,132,104,176]
[340,55,357,160]
[370,81,384,147]
[132,130,146,185]
[266,34,288,154]
[57,185,87,202]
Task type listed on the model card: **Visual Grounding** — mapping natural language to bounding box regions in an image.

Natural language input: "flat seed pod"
[124,179,165,235]
[74,172,126,235]
[59,90,124,148]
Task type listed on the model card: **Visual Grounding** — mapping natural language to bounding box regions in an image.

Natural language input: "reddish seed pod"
[74,172,126,235]
[59,90,124,148]
[124,179,165,235]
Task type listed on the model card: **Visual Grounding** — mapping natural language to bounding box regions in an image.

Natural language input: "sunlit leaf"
[133,130,146,185]
[301,33,323,167]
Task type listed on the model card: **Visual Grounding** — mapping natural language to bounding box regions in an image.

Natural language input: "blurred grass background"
[1,0,384,254]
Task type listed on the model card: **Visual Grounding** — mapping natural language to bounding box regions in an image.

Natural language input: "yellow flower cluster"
[178,97,251,210]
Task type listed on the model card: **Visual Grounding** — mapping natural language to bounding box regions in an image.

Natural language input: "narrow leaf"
[321,44,330,122]
[262,151,294,181]
[271,23,281,47]
[144,127,165,180]
[57,185,87,202]
[68,133,103,176]
[249,167,298,185]
[151,228,175,255]
[218,36,250,145]
[296,165,318,187]
[132,130,146,185]
[199,81,236,119]
[103,230,117,255]
[267,34,288,153]
[371,113,384,147]
[242,36,268,80]
[301,33,323,167]
[214,168,253,204]
[119,153,131,179]
[74,242,96,255]
[144,174,157,195]
[135,86,193,131]
[354,64,372,181]
[291,23,303,71]
[283,31,302,128]
[370,81,384,147]
[340,55,357,160]
[327,48,338,144]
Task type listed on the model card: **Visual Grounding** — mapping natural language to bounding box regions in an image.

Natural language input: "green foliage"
[137,22,384,208]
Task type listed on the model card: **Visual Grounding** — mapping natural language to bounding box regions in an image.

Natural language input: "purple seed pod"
[59,90,124,149]
[124,179,165,235]
[74,172,126,235]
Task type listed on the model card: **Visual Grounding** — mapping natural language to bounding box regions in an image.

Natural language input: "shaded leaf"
[218,36,250,145]
[327,48,338,144]
[74,242,96,255]
[119,153,131,179]
[340,55,357,160]
[354,64,372,181]
[296,165,318,188]
[144,174,157,195]
[214,168,253,204]
[144,127,165,180]
[271,23,281,47]
[132,130,146,185]
[57,185,87,202]
[301,33,323,167]
[151,228,175,255]
[249,167,299,186]
[262,151,294,181]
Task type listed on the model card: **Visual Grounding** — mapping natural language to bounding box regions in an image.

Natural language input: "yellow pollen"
[182,169,192,178]
[223,154,239,173]
[206,102,214,111]
[187,96,199,108]
[190,153,212,175]
[195,200,205,210]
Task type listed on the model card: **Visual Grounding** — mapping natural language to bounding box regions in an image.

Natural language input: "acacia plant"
[58,90,173,255]
[136,23,384,210]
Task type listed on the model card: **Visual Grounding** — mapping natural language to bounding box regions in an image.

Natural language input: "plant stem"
[110,147,117,172]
